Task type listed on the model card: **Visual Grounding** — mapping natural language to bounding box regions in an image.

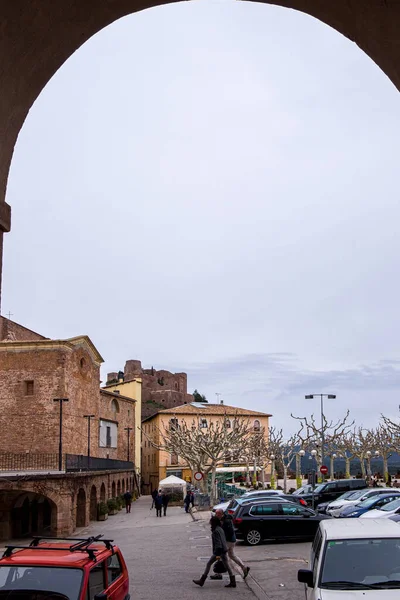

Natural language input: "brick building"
[0,317,137,539]
[105,359,193,420]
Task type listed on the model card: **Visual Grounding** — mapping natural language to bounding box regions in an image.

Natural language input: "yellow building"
[141,402,271,494]
[102,377,142,480]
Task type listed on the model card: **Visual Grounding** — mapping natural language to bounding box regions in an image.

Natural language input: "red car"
[0,535,130,600]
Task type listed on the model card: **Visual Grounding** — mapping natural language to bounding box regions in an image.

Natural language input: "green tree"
[193,389,207,403]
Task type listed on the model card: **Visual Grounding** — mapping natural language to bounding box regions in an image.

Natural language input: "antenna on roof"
[216,393,223,405]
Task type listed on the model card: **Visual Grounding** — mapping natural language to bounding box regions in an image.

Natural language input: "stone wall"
[0,317,47,342]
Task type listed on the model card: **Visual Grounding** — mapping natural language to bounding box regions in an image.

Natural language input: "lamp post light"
[305,394,336,472]
[310,449,318,509]
[270,454,276,489]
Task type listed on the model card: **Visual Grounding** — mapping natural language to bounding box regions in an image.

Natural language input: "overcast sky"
[4,1,400,434]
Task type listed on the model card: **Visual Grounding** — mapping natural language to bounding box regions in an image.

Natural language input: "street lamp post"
[366,450,372,481]
[53,398,69,471]
[310,449,317,509]
[270,454,276,489]
[305,393,336,474]
[330,453,337,480]
[296,449,305,488]
[83,414,95,468]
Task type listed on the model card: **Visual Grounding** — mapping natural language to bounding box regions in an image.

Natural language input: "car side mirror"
[94,594,108,600]
[298,569,314,587]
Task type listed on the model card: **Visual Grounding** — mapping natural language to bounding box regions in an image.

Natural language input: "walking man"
[215,508,250,579]
[193,516,236,588]
[162,491,170,516]
[155,489,163,517]
[123,490,133,513]
[151,488,158,509]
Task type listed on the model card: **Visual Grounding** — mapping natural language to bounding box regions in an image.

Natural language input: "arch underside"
[0,0,399,304]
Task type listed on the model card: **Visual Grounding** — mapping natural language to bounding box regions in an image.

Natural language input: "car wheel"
[246,529,262,546]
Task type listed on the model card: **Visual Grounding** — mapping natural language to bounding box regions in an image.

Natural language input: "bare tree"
[142,414,253,503]
[369,423,396,483]
[291,410,353,474]
[337,430,359,479]
[241,428,270,488]
[268,427,300,492]
[352,427,375,480]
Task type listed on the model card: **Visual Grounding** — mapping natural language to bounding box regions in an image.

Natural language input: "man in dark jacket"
[123,490,133,513]
[162,492,170,516]
[151,488,158,510]
[154,490,163,517]
[215,508,250,579]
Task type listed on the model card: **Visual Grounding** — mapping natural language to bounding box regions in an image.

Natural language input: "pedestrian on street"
[151,488,158,510]
[184,491,191,513]
[215,508,250,579]
[123,490,133,513]
[193,516,236,588]
[155,490,163,517]
[162,492,170,516]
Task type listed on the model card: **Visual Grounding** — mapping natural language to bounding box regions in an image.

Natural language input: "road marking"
[189,535,210,540]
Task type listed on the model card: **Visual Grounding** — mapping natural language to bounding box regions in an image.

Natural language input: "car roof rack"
[3,535,115,562]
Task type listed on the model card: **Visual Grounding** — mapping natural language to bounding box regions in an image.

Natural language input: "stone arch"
[89,485,97,521]
[0,2,399,304]
[11,492,57,538]
[76,488,86,528]
[111,481,116,498]
[117,480,121,496]
[122,478,125,493]
[100,482,106,503]
[111,399,120,414]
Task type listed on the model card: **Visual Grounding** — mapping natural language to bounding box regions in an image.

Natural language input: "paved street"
[79,497,310,600]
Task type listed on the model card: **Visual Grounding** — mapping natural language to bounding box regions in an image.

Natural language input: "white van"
[298,519,400,598]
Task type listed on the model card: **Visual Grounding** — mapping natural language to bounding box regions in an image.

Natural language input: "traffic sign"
[194,472,203,481]
[320,465,328,475]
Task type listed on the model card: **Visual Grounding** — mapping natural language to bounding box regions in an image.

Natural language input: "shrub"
[98,502,108,516]
[107,498,118,512]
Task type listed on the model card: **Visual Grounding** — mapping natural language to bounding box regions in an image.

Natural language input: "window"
[225,419,231,429]
[24,380,34,396]
[107,554,122,585]
[169,418,179,430]
[311,529,322,583]
[148,455,150,466]
[106,427,112,448]
[253,419,261,432]
[282,504,303,515]
[80,358,86,369]
[171,452,178,465]
[87,562,105,600]
[111,399,120,413]
[200,418,208,429]
[250,504,280,515]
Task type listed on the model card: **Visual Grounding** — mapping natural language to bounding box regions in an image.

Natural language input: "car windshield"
[379,498,400,512]
[321,538,400,589]
[313,484,325,494]
[293,485,311,496]
[358,496,385,508]
[346,489,368,501]
[339,490,362,500]
[0,566,83,600]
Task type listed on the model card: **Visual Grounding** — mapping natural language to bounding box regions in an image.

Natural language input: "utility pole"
[83,414,95,468]
[124,427,133,462]
[53,398,69,471]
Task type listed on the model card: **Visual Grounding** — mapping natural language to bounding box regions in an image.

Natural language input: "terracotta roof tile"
[149,403,272,418]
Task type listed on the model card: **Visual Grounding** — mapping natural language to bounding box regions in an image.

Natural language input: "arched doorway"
[11,493,57,538]
[117,480,121,497]
[122,479,125,493]
[76,488,86,528]
[111,481,116,498]
[89,485,97,521]
[100,483,106,503]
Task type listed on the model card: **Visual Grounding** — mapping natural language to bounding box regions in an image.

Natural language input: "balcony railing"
[0,453,134,473]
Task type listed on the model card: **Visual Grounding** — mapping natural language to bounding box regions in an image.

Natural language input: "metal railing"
[65,454,134,472]
[0,453,59,472]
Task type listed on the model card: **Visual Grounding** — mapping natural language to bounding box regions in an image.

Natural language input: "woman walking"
[193,516,236,588]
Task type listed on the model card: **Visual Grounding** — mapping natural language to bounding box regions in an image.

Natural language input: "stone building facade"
[105,359,193,420]
[0,318,137,539]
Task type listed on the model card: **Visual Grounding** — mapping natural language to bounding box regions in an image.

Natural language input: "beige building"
[141,402,271,493]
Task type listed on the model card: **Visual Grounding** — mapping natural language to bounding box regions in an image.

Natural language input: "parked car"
[227,494,308,517]
[325,487,394,517]
[211,489,284,515]
[0,535,129,600]
[339,492,400,518]
[317,490,365,514]
[293,484,314,496]
[233,499,330,545]
[360,496,400,519]
[298,478,367,508]
[298,518,400,597]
